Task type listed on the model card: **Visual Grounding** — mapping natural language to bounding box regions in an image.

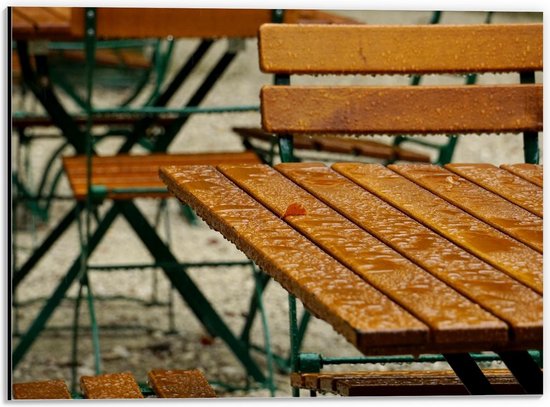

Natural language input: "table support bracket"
[497,350,543,394]
[443,353,495,395]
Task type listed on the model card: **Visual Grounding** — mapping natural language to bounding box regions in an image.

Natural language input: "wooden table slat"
[11,9,34,35]
[445,163,543,218]
[12,7,72,38]
[389,164,542,252]
[218,163,508,346]
[159,165,430,352]
[332,163,543,295]
[277,162,542,345]
[501,164,543,187]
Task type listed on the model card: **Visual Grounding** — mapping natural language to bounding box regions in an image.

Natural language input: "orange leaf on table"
[282,203,307,219]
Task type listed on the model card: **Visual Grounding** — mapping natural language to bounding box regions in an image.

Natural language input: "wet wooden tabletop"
[159,162,542,356]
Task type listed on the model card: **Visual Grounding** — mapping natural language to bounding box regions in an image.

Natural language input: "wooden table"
[160,161,543,392]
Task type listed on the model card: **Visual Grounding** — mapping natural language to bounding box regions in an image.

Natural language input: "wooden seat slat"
[12,379,72,399]
[80,372,143,399]
[390,164,542,252]
[261,85,543,135]
[148,369,216,398]
[217,163,508,346]
[276,162,542,345]
[63,152,261,200]
[334,372,523,396]
[159,165,430,353]
[233,127,431,162]
[445,163,543,218]
[501,163,543,187]
[333,163,543,295]
[259,23,542,74]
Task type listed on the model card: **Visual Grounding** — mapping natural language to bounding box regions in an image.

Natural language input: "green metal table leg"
[117,200,266,384]
[240,271,271,344]
[252,267,276,396]
[13,203,80,288]
[12,204,119,368]
[288,294,300,397]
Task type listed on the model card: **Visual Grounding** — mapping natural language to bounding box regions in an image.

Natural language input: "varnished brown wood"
[218,163,508,346]
[147,369,216,398]
[12,380,71,399]
[68,9,359,40]
[446,163,543,218]
[70,8,272,39]
[290,369,523,396]
[259,23,542,74]
[233,127,431,162]
[277,162,542,345]
[12,7,73,40]
[389,164,542,252]
[80,372,143,399]
[62,151,261,200]
[334,370,523,396]
[333,163,543,295]
[159,165,430,353]
[501,163,543,187]
[261,84,543,135]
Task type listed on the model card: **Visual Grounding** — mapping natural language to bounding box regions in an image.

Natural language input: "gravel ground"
[11,10,542,398]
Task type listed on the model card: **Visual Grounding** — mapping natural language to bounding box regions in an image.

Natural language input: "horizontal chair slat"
[261,84,542,135]
[259,23,542,74]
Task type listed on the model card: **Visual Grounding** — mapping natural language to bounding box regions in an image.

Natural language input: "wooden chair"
[159,21,542,396]
[258,21,542,396]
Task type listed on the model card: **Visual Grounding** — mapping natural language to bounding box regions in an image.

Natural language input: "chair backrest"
[258,23,543,162]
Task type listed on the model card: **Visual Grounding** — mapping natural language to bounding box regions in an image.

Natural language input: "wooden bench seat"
[290,369,525,396]
[62,151,261,200]
[13,369,216,399]
[233,126,431,163]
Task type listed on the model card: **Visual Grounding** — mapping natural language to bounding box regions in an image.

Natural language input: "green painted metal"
[278,135,295,163]
[252,267,277,396]
[117,40,213,153]
[520,71,539,164]
[51,38,160,50]
[92,105,259,115]
[15,41,87,154]
[12,204,119,367]
[152,51,239,152]
[240,271,270,345]
[13,204,80,288]
[84,276,102,375]
[434,136,459,166]
[71,280,84,393]
[87,260,253,271]
[298,353,322,373]
[117,200,266,383]
[288,294,300,397]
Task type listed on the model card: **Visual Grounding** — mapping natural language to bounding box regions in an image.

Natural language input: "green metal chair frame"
[11,7,289,395]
